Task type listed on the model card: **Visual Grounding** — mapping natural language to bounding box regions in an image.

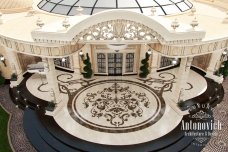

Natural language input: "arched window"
[126,53,134,72]
[97,53,106,73]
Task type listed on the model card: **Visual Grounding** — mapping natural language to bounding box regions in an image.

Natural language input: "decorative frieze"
[71,19,203,45]
[0,36,84,57]
[150,39,228,57]
[73,20,160,43]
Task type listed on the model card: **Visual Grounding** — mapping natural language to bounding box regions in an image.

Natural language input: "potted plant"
[0,71,5,86]
[11,73,18,81]
[139,52,150,78]
[45,101,56,112]
[177,99,187,111]
[219,60,228,79]
[82,53,93,79]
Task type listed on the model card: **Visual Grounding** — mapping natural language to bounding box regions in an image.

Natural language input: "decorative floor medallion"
[68,80,166,133]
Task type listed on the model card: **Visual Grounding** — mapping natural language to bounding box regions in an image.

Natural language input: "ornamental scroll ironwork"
[73,20,164,42]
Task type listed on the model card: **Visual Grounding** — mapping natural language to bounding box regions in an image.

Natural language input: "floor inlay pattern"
[25,69,208,145]
[68,80,166,133]
[137,72,193,92]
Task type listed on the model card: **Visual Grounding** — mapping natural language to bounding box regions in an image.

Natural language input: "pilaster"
[207,50,223,75]
[150,52,159,74]
[5,48,23,88]
[72,51,83,79]
[206,50,224,83]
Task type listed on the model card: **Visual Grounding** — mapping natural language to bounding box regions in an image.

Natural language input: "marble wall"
[192,54,211,71]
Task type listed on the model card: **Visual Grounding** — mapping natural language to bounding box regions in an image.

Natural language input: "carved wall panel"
[192,54,212,71]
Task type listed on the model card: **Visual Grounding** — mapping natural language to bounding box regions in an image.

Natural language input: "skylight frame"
[37,0,193,16]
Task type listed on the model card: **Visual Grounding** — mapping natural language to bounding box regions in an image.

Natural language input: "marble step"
[23,109,57,152]
[27,109,79,152]
[37,110,188,152]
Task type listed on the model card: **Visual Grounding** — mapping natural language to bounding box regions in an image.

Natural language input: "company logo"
[181,103,222,147]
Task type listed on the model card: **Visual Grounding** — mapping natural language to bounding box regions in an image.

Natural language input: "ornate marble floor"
[25,68,207,145]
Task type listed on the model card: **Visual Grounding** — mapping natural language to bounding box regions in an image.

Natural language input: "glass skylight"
[38,0,193,16]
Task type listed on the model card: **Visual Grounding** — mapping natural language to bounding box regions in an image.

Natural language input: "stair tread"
[23,110,57,152]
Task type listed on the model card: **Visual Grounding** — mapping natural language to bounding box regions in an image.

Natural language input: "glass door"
[108,53,123,76]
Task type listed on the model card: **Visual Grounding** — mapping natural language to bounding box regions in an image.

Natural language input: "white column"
[207,50,223,75]
[174,57,193,102]
[72,52,82,77]
[206,50,224,83]
[43,58,60,103]
[139,44,148,61]
[150,52,159,74]
[5,48,23,87]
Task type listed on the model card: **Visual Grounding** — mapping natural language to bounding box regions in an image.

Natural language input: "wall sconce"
[61,57,66,62]
[172,58,178,65]
[79,50,84,59]
[0,54,6,67]
[222,49,227,56]
[147,49,152,55]
[221,49,228,61]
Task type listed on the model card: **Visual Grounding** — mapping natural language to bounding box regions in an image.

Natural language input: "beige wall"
[192,54,212,71]
[0,46,12,79]
[0,45,42,79]
[17,53,42,72]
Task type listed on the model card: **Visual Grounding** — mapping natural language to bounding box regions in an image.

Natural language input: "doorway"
[108,53,123,76]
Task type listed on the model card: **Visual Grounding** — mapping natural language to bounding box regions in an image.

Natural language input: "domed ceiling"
[0,0,32,10]
[38,0,193,16]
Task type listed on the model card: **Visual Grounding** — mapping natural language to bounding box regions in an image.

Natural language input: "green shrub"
[82,53,93,79]
[10,73,17,81]
[0,106,12,152]
[177,100,187,111]
[139,52,150,78]
[219,60,228,78]
[177,100,185,107]
[45,102,56,112]
[0,72,5,86]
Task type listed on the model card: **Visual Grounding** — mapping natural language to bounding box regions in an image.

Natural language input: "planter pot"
[45,106,55,112]
[45,102,56,112]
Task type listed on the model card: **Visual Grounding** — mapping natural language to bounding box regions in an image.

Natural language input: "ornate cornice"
[0,36,84,57]
[150,38,228,57]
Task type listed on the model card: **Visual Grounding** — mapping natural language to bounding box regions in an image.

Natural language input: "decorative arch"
[73,19,164,43]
